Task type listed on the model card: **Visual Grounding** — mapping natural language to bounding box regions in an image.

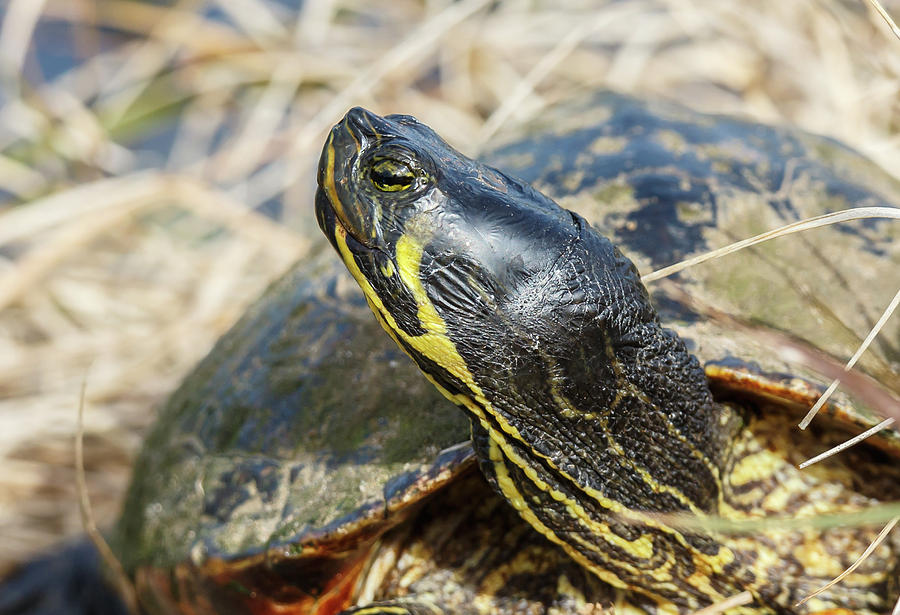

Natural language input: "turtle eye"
[370,158,416,192]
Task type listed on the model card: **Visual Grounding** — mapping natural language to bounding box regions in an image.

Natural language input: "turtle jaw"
[315,108,386,252]
[314,186,348,255]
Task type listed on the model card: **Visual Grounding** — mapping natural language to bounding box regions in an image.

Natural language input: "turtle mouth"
[315,119,367,248]
[314,185,377,272]
[316,107,399,251]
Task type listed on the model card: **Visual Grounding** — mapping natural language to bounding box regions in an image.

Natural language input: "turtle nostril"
[345,107,373,134]
[345,106,370,124]
[343,107,395,140]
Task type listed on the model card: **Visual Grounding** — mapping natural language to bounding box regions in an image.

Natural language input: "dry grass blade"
[0,172,168,247]
[620,500,900,535]
[865,0,900,41]
[0,188,164,312]
[98,0,208,125]
[42,90,134,175]
[799,380,842,428]
[0,0,48,81]
[0,153,48,197]
[169,177,307,258]
[75,378,138,613]
[689,591,754,615]
[301,0,491,143]
[297,0,334,45]
[248,0,493,206]
[794,516,899,607]
[0,173,307,313]
[43,0,251,58]
[893,592,900,615]
[474,9,627,149]
[799,287,900,429]
[212,62,305,182]
[3,0,899,584]
[212,0,288,46]
[656,281,900,427]
[641,207,900,283]
[799,417,896,469]
[770,332,900,426]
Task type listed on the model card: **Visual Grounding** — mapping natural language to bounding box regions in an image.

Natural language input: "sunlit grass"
[0,0,898,583]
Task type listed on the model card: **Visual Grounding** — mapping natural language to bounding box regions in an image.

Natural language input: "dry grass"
[0,0,898,578]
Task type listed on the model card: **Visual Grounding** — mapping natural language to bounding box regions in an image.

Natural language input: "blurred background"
[0,0,898,577]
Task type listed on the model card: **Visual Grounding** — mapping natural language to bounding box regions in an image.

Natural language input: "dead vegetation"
[0,0,898,578]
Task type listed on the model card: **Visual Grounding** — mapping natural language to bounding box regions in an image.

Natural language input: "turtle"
[109,92,900,615]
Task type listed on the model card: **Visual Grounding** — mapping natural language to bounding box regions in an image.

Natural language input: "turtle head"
[316,108,619,375]
[317,109,737,608]
[316,107,579,298]
[315,107,437,254]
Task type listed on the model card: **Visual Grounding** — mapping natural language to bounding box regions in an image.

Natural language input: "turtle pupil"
[371,159,415,192]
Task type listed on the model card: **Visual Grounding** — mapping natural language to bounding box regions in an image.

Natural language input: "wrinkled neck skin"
[338,181,747,609]
[418,203,732,517]
[415,206,750,609]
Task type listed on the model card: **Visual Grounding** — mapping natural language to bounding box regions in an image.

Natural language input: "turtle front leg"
[340,600,445,615]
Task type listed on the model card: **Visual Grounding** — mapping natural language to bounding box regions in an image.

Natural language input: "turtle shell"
[117,92,900,613]
[488,91,900,444]
[115,252,473,612]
